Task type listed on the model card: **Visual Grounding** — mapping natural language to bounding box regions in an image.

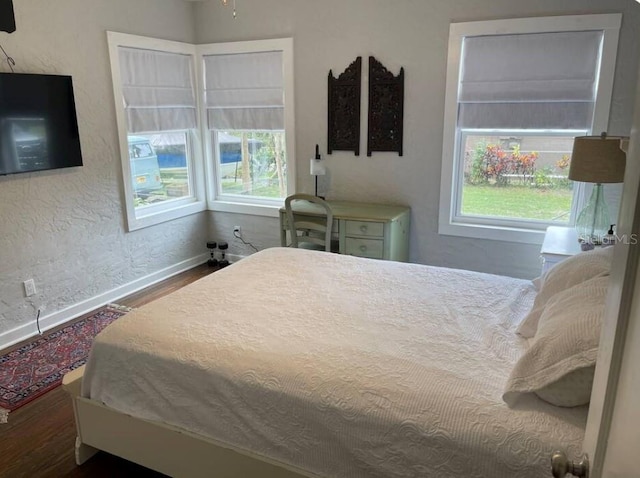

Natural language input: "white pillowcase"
[504,275,608,407]
[517,246,613,338]
[535,366,594,407]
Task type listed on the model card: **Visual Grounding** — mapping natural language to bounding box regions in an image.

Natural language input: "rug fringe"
[107,303,134,312]
[0,407,8,424]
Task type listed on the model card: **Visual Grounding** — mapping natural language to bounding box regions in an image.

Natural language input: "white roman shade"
[204,51,284,130]
[458,30,604,129]
[119,47,197,133]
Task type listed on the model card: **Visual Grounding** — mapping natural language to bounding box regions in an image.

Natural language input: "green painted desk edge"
[278,200,410,222]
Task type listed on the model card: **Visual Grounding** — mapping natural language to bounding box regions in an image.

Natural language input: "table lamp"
[310,144,326,198]
[569,132,626,245]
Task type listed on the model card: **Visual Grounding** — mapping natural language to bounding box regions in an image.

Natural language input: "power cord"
[233,230,258,253]
[36,308,42,335]
[0,43,15,72]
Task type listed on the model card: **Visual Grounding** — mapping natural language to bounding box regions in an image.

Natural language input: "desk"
[279,200,410,262]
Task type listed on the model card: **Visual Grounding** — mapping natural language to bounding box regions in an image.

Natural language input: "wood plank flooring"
[0,263,217,478]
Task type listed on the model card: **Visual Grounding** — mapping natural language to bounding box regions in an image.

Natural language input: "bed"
[63,247,599,478]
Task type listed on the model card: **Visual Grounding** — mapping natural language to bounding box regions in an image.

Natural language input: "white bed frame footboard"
[62,366,309,478]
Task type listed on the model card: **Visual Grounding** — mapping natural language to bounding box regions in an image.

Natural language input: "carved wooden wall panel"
[367,56,404,156]
[328,57,361,155]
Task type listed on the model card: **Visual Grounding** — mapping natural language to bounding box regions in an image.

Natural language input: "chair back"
[285,194,334,252]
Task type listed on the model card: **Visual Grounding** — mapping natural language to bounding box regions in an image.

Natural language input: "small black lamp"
[310,144,326,198]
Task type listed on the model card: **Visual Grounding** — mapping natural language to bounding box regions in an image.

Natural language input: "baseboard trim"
[0,253,209,352]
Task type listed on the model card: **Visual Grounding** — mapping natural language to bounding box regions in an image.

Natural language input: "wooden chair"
[285,194,336,252]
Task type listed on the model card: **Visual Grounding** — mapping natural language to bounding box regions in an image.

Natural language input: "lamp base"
[575,183,610,245]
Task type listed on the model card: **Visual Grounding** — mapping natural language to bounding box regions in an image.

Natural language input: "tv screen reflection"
[0,117,50,174]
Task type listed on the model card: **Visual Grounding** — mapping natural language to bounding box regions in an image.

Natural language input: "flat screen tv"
[0,72,83,176]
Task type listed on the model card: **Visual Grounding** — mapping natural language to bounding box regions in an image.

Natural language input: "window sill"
[208,200,281,218]
[127,200,206,231]
[438,220,548,245]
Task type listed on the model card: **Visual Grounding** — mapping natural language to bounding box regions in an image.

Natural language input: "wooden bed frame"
[62,366,310,478]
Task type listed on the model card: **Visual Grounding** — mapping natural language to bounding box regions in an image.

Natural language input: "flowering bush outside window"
[467,143,538,186]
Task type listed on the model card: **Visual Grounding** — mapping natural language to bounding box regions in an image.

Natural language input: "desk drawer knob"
[359,245,367,252]
[360,225,368,233]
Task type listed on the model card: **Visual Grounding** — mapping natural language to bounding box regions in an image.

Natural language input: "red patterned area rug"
[0,304,130,422]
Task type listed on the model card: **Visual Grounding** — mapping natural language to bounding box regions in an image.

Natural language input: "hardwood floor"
[0,263,217,478]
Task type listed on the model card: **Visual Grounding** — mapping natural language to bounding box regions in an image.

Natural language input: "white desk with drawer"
[279,200,410,262]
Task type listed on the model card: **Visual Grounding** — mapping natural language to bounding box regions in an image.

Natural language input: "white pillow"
[504,275,608,407]
[516,246,612,338]
[535,366,594,407]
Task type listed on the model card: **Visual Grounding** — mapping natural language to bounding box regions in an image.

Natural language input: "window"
[108,33,205,230]
[213,130,287,198]
[460,132,582,222]
[129,132,192,207]
[439,15,621,243]
[108,35,294,226]
[200,39,296,216]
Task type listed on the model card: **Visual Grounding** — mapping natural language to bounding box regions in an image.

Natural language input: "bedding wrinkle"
[83,247,585,478]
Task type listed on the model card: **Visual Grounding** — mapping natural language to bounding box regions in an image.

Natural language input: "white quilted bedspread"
[82,247,587,478]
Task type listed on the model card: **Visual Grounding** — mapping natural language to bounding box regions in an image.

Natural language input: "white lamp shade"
[310,159,326,176]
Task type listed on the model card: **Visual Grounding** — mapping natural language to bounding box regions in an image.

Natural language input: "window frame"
[197,38,296,218]
[107,32,206,231]
[438,14,621,244]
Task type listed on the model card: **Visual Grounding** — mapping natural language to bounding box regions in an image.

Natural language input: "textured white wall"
[197,0,640,278]
[0,0,205,339]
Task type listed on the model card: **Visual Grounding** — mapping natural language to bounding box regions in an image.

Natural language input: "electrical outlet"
[233,226,241,234]
[24,279,36,297]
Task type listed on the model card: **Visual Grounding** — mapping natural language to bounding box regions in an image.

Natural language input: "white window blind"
[204,51,284,130]
[458,31,604,130]
[118,47,197,133]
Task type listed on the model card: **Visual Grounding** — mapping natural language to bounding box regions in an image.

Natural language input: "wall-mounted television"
[0,73,83,176]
